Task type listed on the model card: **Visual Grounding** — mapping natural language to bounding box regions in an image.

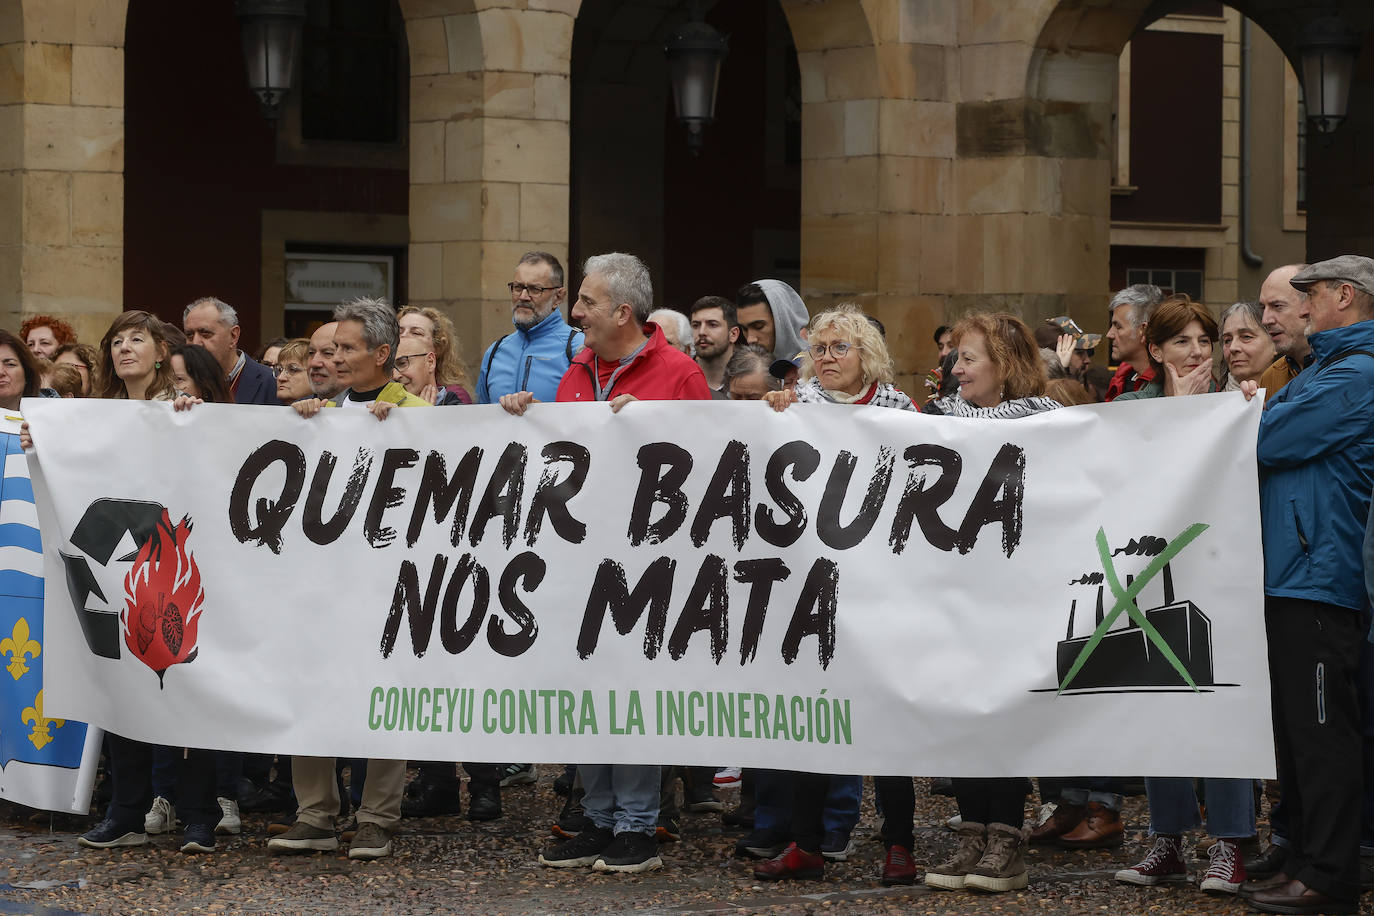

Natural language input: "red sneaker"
[754,842,825,881]
[882,844,918,885]
[1115,835,1187,886]
[1200,838,1247,895]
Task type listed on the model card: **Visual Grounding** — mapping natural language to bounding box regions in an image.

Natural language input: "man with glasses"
[476,251,584,404]
[393,337,463,405]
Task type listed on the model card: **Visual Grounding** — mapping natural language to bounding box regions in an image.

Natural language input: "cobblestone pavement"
[1,774,1369,915]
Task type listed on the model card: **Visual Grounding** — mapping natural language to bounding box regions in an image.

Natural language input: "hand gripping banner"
[24,395,1272,778]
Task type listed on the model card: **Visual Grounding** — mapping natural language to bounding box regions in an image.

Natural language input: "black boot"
[402,780,461,817]
[467,781,502,821]
[553,787,592,838]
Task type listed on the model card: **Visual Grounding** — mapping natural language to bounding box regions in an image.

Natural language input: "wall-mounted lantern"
[1297,16,1362,133]
[665,14,728,154]
[235,0,308,121]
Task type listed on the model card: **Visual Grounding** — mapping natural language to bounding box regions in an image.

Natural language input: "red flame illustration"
[120,510,204,687]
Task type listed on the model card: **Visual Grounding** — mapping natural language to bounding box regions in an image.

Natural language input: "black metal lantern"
[1297,16,1362,134]
[235,0,308,121]
[665,17,728,154]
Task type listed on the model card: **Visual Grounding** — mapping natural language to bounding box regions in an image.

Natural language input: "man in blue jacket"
[476,251,583,403]
[1246,255,1374,915]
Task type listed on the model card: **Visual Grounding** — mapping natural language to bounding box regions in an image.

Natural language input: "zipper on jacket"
[520,355,533,392]
[1290,500,1310,553]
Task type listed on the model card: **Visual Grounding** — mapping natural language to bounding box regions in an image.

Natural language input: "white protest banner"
[0,416,102,814]
[25,394,1271,778]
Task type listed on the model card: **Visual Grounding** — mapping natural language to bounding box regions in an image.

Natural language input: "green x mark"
[1056,522,1211,694]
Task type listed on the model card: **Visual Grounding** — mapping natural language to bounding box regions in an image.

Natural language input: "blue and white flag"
[0,415,100,814]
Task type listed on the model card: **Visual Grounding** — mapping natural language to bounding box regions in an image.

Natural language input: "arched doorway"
[570,0,802,309]
[123,0,411,350]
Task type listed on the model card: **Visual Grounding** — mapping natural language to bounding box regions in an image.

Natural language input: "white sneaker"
[145,796,177,834]
[713,767,742,786]
[215,797,242,835]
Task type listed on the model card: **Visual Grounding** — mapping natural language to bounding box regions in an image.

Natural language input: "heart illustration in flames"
[119,509,203,687]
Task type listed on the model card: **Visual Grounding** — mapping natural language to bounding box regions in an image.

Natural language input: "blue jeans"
[1145,777,1254,838]
[580,764,660,835]
[756,769,861,835]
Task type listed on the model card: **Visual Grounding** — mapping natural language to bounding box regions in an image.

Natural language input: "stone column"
[0,1,126,344]
[402,0,575,373]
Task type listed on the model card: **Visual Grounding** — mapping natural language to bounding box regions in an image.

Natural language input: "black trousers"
[1265,596,1362,901]
[106,733,218,829]
[874,775,914,850]
[952,777,1026,827]
[414,760,501,788]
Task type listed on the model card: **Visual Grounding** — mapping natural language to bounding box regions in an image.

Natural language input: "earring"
[155,361,162,369]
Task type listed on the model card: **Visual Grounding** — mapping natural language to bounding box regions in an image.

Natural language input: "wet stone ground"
[1,774,1370,915]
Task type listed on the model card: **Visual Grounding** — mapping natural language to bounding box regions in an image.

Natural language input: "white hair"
[647,309,692,355]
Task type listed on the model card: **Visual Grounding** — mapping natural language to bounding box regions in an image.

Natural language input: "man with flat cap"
[1244,255,1374,915]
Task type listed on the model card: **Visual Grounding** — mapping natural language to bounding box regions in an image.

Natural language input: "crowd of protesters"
[8,248,1374,916]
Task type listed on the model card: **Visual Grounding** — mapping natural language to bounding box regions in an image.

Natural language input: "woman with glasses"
[53,343,98,396]
[922,312,1060,895]
[756,303,917,886]
[272,338,312,404]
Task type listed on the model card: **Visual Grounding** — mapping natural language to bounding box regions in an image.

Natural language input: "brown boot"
[965,822,1029,893]
[1029,803,1084,845]
[923,821,986,890]
[1058,801,1123,848]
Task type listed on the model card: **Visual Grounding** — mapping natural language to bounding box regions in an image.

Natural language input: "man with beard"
[476,251,584,403]
[690,295,739,398]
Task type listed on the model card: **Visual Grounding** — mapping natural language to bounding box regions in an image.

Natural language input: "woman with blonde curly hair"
[397,305,473,403]
[765,303,915,411]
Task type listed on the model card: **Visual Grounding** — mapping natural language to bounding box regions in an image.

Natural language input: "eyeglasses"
[272,364,304,378]
[508,282,559,298]
[809,342,858,359]
[393,353,432,370]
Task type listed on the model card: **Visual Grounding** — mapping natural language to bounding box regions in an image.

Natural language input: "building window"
[1127,268,1204,301]
[301,0,402,144]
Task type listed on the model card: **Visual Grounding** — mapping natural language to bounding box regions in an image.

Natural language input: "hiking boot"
[180,823,216,854]
[551,787,592,838]
[924,820,986,890]
[467,782,502,822]
[1029,802,1083,845]
[754,842,824,881]
[144,796,176,834]
[1058,801,1123,848]
[965,822,1029,893]
[593,830,663,873]
[499,763,537,787]
[553,765,576,797]
[348,822,393,860]
[734,827,788,859]
[267,820,339,854]
[1115,834,1187,885]
[215,797,242,835]
[882,844,918,885]
[401,780,461,818]
[1200,838,1247,895]
[78,818,148,849]
[539,825,615,868]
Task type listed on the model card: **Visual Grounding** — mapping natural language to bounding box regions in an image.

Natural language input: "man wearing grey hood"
[736,279,810,364]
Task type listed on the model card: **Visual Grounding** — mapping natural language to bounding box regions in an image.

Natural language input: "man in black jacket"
[182,297,276,405]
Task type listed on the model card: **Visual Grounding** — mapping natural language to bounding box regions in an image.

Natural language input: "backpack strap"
[565,327,577,362]
[480,336,504,402]
[1316,347,1374,372]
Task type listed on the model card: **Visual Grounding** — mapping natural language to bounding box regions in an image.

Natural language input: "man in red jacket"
[500,252,708,874]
